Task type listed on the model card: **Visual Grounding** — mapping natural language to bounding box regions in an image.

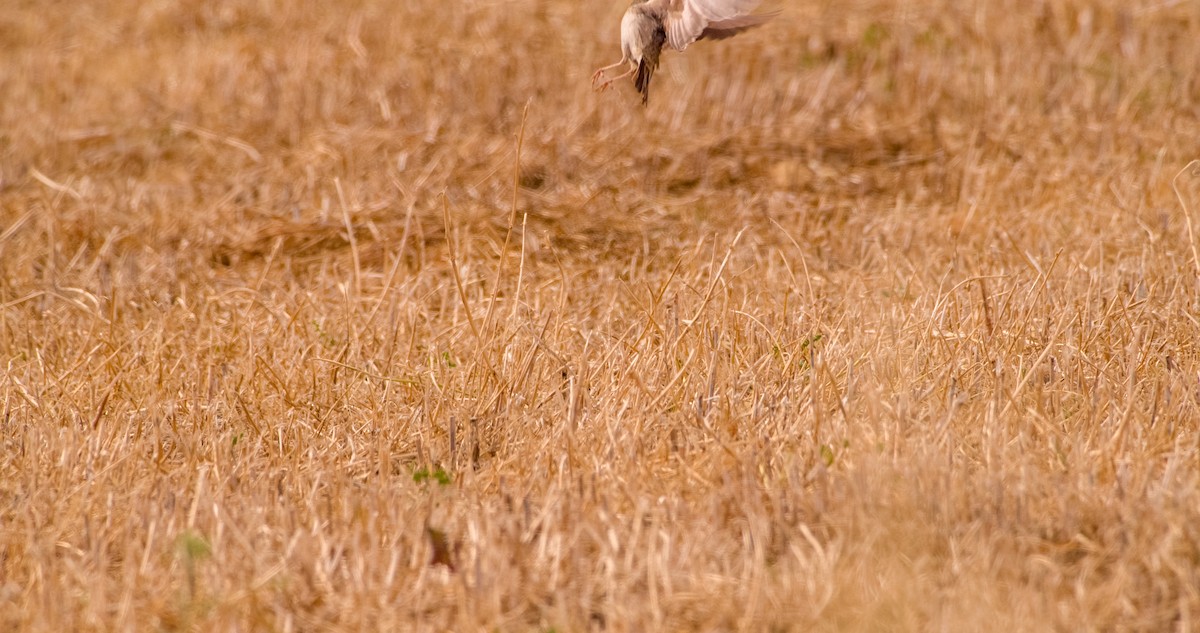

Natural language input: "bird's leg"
[591,57,629,88]
[593,60,637,91]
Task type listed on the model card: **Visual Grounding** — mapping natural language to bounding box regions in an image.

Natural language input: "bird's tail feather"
[635,59,655,106]
[635,26,666,106]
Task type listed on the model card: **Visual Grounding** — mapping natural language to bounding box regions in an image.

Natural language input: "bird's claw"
[591,64,631,92]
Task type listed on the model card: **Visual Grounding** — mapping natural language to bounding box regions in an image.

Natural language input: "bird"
[591,0,776,105]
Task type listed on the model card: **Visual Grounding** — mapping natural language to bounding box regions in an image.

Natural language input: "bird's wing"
[663,0,765,51]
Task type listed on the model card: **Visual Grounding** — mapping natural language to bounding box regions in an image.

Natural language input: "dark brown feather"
[635,23,667,105]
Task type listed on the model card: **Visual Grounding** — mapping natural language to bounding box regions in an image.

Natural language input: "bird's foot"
[593,68,635,92]
[592,60,630,89]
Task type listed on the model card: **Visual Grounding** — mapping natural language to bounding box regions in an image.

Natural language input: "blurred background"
[4,0,1195,277]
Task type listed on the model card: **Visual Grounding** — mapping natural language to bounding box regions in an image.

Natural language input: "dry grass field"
[3,0,1200,630]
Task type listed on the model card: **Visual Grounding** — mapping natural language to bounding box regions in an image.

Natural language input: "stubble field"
[3,0,1200,630]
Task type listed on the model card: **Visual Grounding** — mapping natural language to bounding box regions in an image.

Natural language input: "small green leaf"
[800,334,824,350]
[863,22,888,48]
[819,444,835,467]
[179,531,211,561]
[414,467,452,486]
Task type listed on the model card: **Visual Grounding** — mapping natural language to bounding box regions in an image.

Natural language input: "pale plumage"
[591,0,776,104]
